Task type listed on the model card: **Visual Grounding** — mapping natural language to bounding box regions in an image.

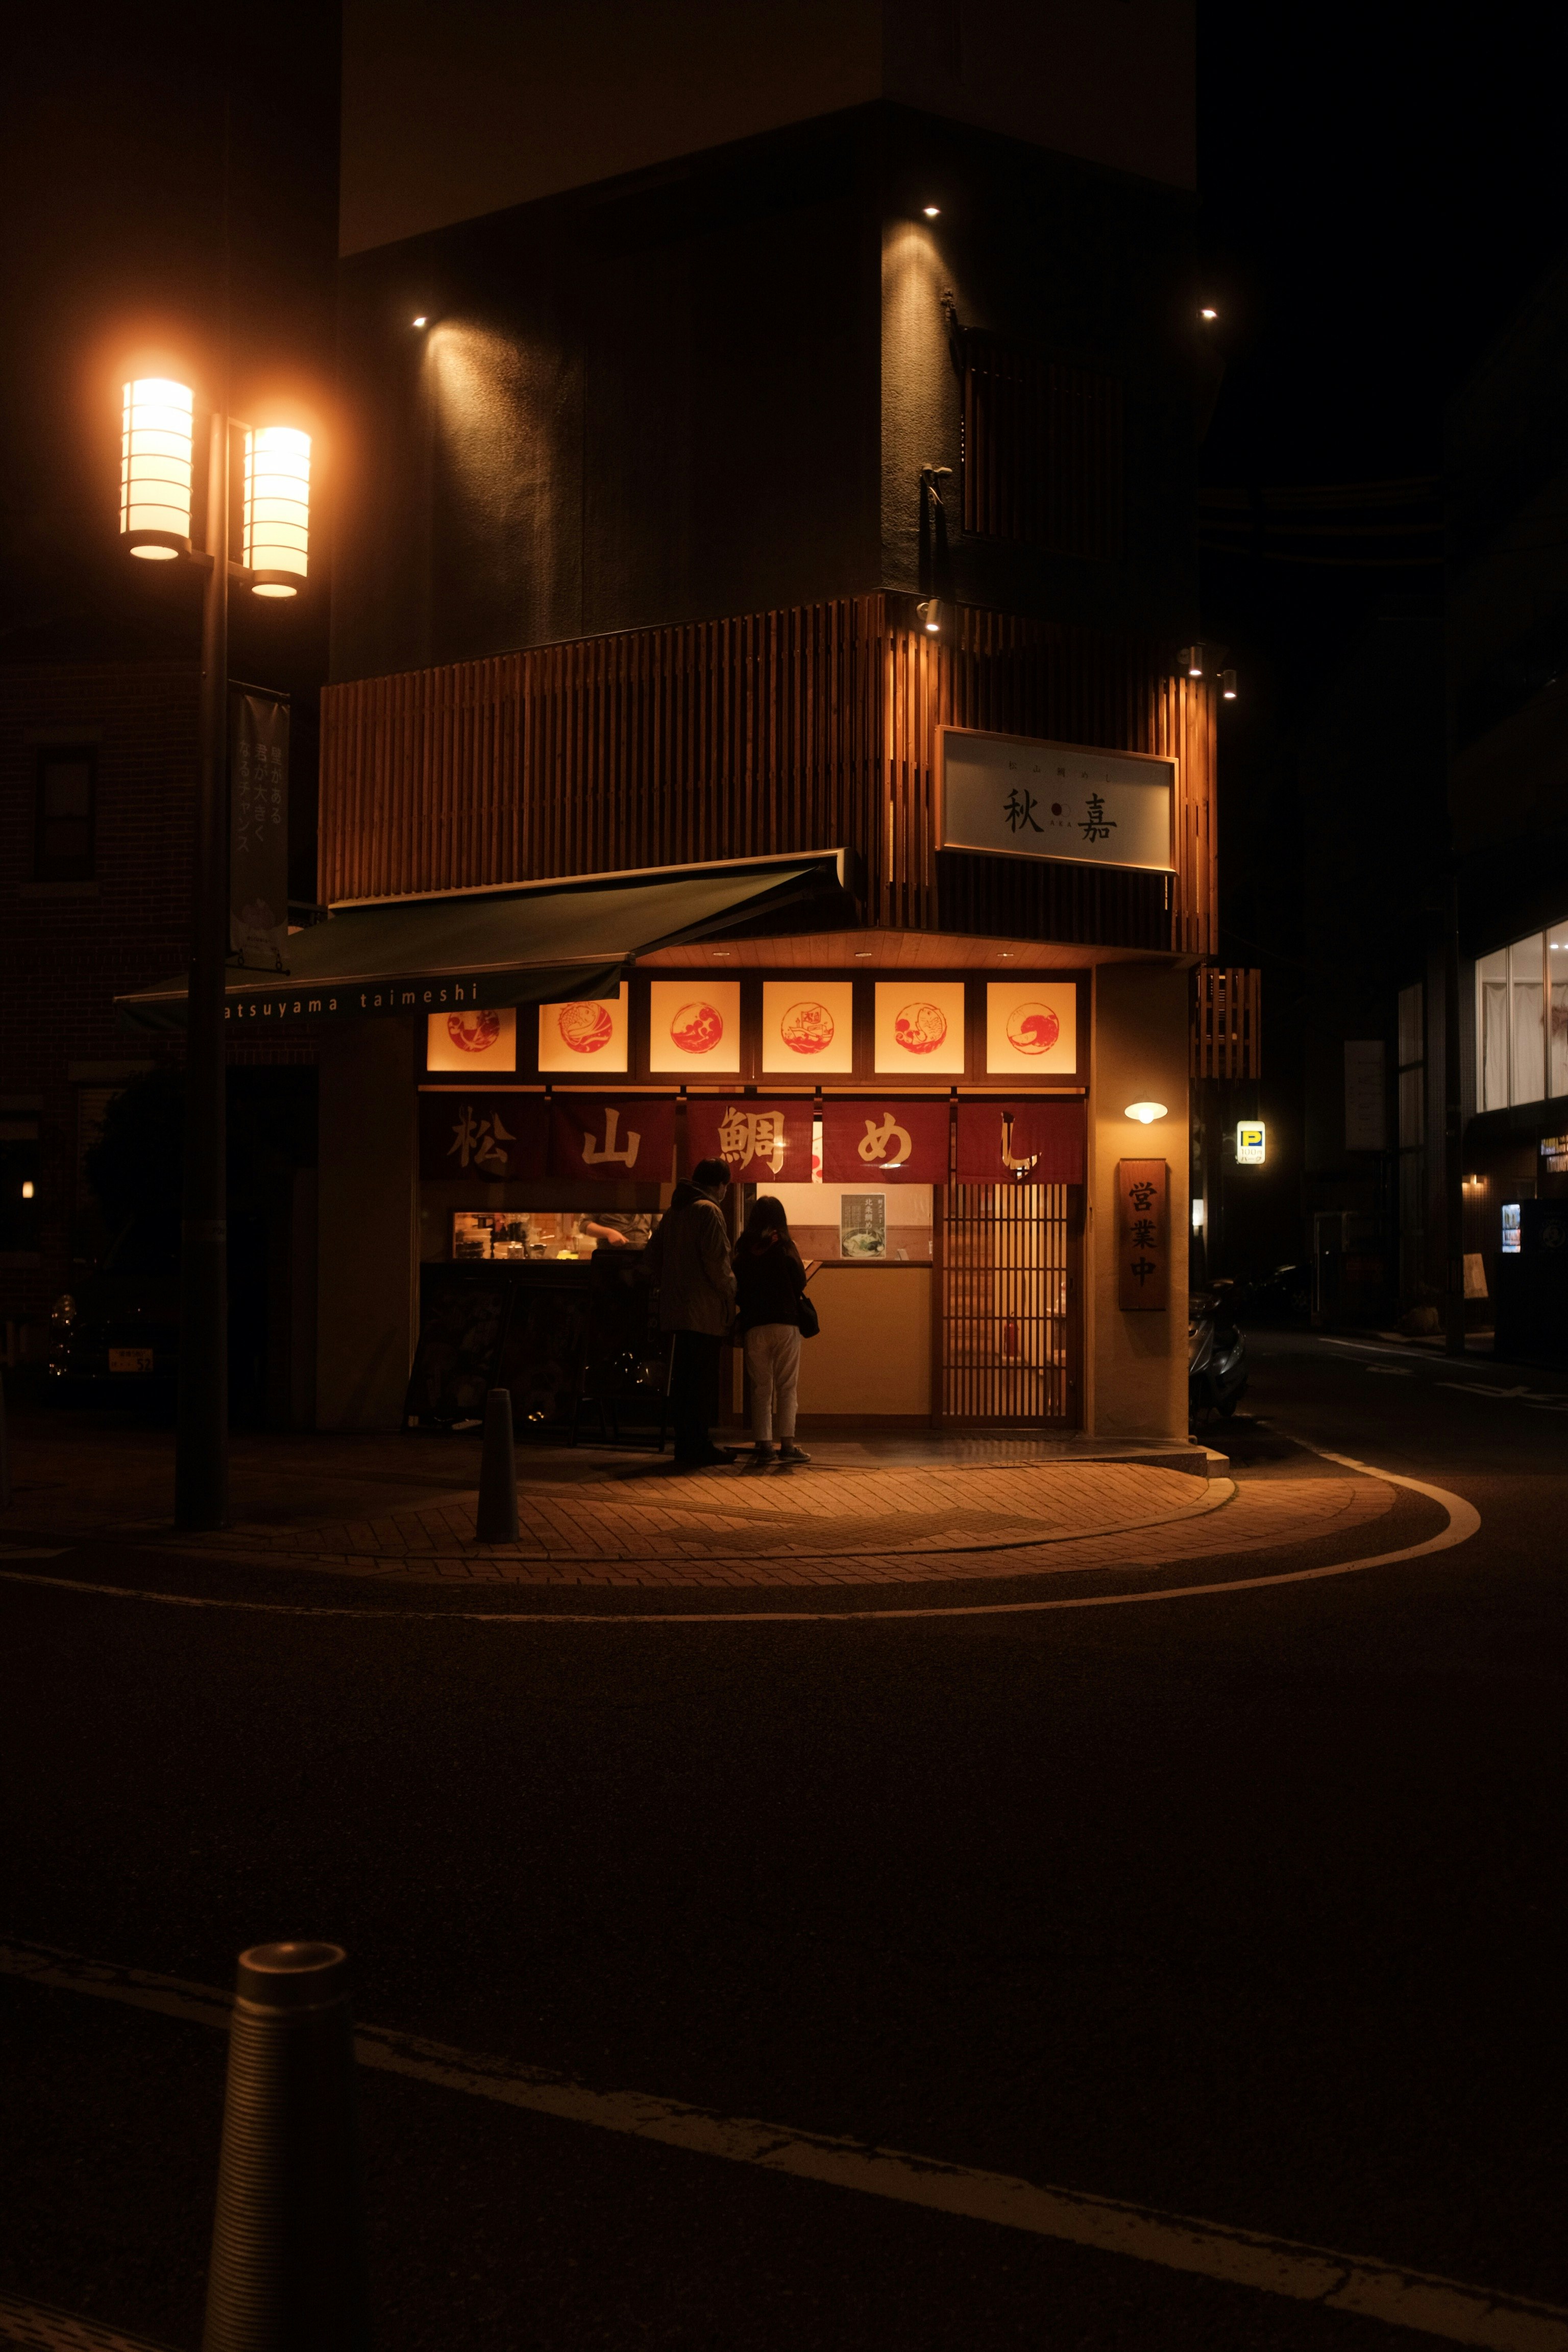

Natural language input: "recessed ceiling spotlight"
[923,205,940,218]
[1200,306,1217,320]
[412,315,429,328]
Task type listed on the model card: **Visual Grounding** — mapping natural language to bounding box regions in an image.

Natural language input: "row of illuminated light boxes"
[426,974,1084,1082]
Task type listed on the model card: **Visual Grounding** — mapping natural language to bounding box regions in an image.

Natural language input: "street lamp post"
[119,377,310,1528]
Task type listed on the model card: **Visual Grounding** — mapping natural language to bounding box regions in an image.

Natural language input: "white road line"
[0,1462,1478,1624]
[1,1935,1559,2351]
[0,1441,1480,1627]
[1316,1340,1568,1407]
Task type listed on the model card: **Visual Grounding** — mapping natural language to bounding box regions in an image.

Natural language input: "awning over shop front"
[115,852,857,1034]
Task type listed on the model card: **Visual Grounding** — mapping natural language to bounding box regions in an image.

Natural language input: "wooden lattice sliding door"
[936,1185,1081,1426]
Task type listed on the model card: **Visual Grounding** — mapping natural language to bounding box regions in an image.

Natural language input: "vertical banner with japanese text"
[820,1099,950,1182]
[230,689,290,971]
[1115,1158,1169,1310]
[418,1093,547,1182]
[955,1100,1085,1185]
[549,1096,676,1183]
[685,1099,813,1182]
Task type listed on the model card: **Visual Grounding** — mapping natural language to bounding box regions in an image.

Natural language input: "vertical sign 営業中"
[230,689,289,971]
[1116,1159,1168,1311]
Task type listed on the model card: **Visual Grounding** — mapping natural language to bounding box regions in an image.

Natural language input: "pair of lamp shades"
[119,378,309,597]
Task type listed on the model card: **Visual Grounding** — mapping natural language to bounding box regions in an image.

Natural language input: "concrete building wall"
[1085,959,1189,1442]
[332,115,880,681]
[334,103,1199,685]
[316,1018,419,1430]
[340,0,1195,259]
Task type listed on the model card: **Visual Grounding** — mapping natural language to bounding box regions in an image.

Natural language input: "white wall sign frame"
[937,726,1175,875]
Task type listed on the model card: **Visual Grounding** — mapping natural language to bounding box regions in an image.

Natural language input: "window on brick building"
[34,749,96,882]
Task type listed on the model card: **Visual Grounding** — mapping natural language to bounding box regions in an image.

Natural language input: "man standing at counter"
[646,1157,739,1469]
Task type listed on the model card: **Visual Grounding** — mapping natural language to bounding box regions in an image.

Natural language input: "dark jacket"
[733,1233,806,1333]
[645,1183,737,1335]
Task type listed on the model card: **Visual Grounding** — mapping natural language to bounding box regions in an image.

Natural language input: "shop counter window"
[451,1209,656,1262]
[752,1182,933,1263]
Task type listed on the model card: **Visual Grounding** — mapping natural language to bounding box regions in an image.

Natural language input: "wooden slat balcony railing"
[319,593,1217,958]
[1191,965,1262,1079]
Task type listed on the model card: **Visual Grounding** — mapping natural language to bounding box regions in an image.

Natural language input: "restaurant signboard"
[938,728,1174,874]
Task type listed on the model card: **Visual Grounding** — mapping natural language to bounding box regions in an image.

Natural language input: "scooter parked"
[1189,1285,1248,1423]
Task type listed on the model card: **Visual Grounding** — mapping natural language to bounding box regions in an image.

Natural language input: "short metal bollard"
[202,1941,369,2352]
[475,1384,519,1542]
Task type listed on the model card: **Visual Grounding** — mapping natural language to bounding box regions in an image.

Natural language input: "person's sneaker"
[778,1440,812,1464]
[748,1441,776,1465]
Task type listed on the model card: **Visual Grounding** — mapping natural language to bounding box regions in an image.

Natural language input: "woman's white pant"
[744,1321,801,1441]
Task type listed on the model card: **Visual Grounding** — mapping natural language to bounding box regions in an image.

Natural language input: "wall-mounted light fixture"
[1192,1196,1205,1228]
[917,597,942,635]
[1220,669,1238,701]
[1179,644,1205,678]
[21,1180,35,1199]
[120,378,194,559]
[1124,1101,1169,1124]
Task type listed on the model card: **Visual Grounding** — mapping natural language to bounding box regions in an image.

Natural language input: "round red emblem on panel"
[780,999,835,1055]
[557,1002,613,1054]
[894,1001,947,1055]
[670,1001,724,1055]
[1005,1002,1061,1057]
[448,1010,501,1054]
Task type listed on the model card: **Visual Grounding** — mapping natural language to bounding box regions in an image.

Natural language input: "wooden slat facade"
[936,1183,1077,1425]
[320,593,1217,957]
[960,337,1124,560]
[1191,965,1262,1079]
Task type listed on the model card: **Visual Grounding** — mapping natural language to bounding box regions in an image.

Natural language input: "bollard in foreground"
[475,1384,520,1542]
[202,1941,369,2352]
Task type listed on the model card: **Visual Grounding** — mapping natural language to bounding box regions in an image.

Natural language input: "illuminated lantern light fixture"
[1178,644,1205,678]
[1124,1100,1168,1124]
[120,377,194,559]
[243,426,311,598]
[917,597,942,635]
[1220,668,1238,701]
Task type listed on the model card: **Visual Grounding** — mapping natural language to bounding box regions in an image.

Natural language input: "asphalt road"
[3,1332,1565,2350]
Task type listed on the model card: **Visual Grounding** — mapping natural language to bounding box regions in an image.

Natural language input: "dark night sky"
[1195,1,1568,487]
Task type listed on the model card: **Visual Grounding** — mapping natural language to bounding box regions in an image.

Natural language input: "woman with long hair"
[732,1195,811,1465]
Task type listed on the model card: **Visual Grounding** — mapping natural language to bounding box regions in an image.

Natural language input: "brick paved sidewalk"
[160,1460,1396,1589]
[0,1410,1401,1594]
